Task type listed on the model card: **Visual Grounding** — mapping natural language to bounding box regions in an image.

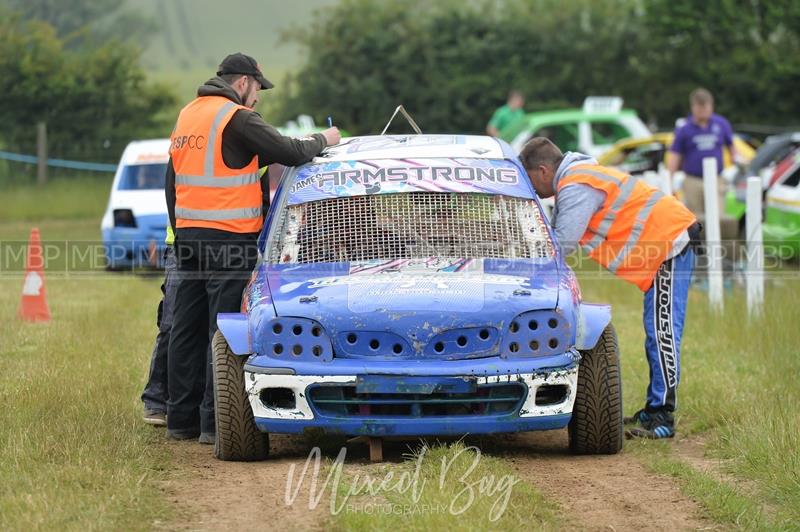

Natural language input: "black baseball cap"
[217,53,274,90]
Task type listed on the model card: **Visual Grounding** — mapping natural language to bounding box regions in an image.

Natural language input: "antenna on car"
[380,105,422,135]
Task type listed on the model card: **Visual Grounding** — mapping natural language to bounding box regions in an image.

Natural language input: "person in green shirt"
[486,90,525,137]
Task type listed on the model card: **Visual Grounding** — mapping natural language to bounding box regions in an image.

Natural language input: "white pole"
[658,163,672,195]
[746,176,764,318]
[703,157,724,312]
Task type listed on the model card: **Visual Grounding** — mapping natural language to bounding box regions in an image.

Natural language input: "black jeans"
[140,246,178,412]
[166,228,259,435]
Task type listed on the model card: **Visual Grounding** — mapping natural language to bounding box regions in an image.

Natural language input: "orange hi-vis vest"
[170,96,262,233]
[557,164,696,291]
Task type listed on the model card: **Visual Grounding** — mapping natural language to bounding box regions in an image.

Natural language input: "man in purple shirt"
[667,88,739,259]
[667,88,736,218]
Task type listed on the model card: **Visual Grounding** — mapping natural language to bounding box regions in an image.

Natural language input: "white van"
[101,139,170,269]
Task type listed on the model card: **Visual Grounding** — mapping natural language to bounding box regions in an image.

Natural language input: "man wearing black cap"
[164,53,340,444]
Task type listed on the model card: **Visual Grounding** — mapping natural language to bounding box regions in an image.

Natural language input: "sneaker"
[143,409,167,426]
[198,432,215,445]
[625,408,675,439]
[623,408,650,425]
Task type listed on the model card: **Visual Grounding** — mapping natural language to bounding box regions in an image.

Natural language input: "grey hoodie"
[551,152,605,255]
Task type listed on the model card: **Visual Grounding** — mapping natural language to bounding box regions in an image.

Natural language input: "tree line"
[268,0,800,136]
[1,0,798,181]
[0,0,173,175]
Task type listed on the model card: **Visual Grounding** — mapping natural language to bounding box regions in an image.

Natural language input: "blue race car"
[213,134,621,460]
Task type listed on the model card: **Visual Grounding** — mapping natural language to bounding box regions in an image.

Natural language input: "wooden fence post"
[36,122,47,186]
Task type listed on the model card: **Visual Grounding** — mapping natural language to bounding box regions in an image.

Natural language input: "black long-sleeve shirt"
[166,77,327,231]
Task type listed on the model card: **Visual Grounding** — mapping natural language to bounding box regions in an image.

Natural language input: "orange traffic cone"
[18,227,51,322]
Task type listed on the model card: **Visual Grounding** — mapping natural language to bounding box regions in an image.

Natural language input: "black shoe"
[623,408,650,426]
[625,408,675,439]
[198,432,215,445]
[167,428,200,440]
[143,409,167,426]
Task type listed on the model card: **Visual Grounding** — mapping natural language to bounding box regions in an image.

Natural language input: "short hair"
[220,73,247,85]
[519,137,564,171]
[509,90,524,100]
[690,88,713,106]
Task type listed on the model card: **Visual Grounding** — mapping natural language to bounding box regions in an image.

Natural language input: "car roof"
[315,134,515,162]
[119,139,170,165]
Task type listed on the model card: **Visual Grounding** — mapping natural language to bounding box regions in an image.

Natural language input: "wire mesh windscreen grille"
[270,192,554,264]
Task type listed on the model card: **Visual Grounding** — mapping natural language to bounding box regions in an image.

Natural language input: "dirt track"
[159,429,721,531]
[501,431,714,530]
[160,435,331,531]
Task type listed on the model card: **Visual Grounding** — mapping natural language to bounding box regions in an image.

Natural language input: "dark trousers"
[141,246,178,412]
[166,228,259,435]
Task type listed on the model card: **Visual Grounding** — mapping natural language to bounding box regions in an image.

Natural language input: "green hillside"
[125,0,338,103]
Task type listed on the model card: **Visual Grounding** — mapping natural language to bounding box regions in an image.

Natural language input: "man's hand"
[321,127,341,146]
[666,151,682,175]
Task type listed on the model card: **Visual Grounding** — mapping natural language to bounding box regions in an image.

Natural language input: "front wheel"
[212,330,270,461]
[568,324,623,454]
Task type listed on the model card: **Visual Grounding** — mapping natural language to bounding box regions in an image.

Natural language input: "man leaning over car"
[164,53,340,443]
[520,137,700,440]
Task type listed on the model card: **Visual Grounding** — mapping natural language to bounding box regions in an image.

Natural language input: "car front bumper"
[102,228,168,268]
[243,360,579,436]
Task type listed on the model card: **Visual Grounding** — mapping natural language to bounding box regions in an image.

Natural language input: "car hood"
[262,258,561,353]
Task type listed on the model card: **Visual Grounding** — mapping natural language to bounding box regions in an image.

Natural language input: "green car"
[724,133,800,259]
[762,147,800,260]
[500,97,651,158]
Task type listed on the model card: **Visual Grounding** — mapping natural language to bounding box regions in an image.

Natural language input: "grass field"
[582,272,800,528]
[0,183,167,529]
[0,177,111,223]
[1,179,799,529]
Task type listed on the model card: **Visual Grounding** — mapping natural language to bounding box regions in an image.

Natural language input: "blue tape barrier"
[0,150,118,173]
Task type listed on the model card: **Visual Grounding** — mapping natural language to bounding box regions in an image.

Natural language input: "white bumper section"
[244,366,579,420]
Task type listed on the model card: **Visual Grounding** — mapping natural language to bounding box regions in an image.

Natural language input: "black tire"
[569,324,623,455]
[212,330,269,461]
